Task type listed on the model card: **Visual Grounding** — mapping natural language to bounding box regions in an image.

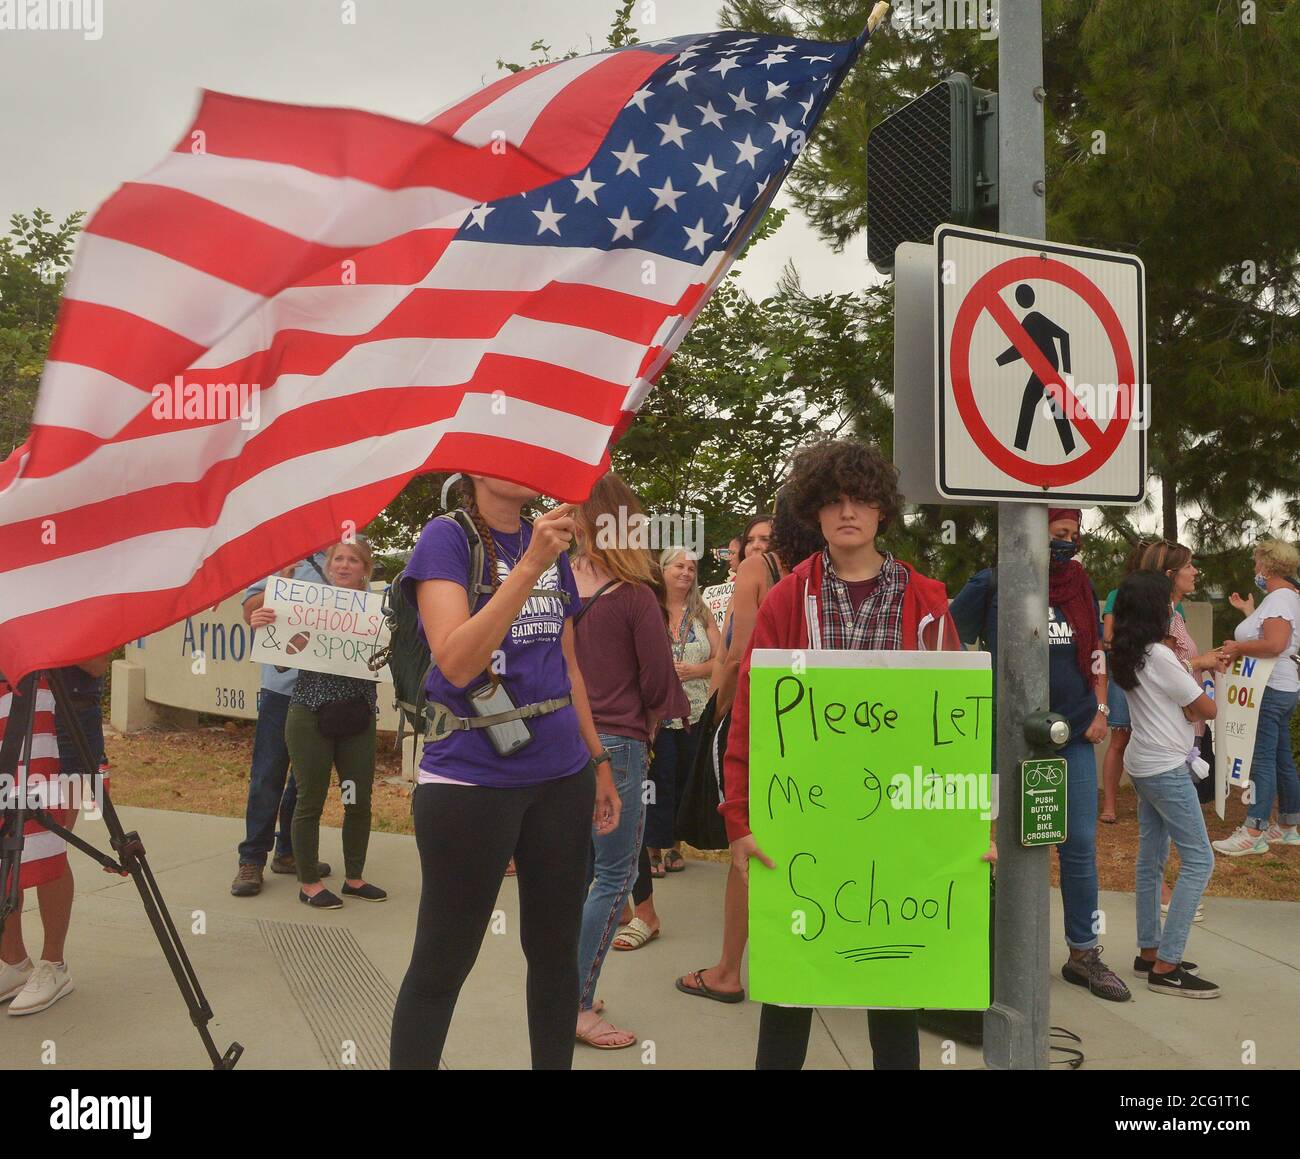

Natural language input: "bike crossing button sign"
[935,225,1146,504]
[1020,758,1067,847]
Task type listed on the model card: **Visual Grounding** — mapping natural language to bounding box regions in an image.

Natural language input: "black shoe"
[231,863,263,897]
[341,882,388,902]
[1147,964,1221,998]
[299,888,344,910]
[1133,956,1199,977]
[271,854,331,877]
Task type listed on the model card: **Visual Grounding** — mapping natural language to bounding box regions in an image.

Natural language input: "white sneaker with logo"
[1265,823,1300,846]
[1212,826,1270,857]
[7,960,74,1016]
[0,957,34,1003]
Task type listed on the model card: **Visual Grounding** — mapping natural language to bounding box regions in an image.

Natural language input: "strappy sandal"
[675,969,744,1004]
[662,848,686,873]
[612,917,660,951]
[576,1015,638,1050]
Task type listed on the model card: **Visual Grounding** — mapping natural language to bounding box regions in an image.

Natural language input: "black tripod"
[0,668,242,1069]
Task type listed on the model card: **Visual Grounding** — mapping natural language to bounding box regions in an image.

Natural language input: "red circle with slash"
[949,255,1135,487]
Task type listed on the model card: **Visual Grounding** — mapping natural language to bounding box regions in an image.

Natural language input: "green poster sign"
[748,650,993,1010]
[1020,758,1067,846]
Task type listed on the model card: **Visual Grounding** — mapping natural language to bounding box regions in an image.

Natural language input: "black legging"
[756,1005,921,1070]
[390,764,595,1070]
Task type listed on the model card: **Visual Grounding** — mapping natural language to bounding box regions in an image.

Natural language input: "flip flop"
[612,917,660,950]
[662,849,686,873]
[576,1016,638,1050]
[649,851,665,879]
[1099,812,1117,825]
[675,969,744,1004]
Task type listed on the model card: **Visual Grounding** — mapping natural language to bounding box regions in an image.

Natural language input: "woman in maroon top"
[571,473,688,1049]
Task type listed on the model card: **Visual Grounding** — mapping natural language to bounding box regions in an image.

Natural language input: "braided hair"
[456,475,505,683]
[457,476,502,593]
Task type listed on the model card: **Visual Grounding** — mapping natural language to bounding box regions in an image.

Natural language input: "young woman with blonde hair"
[570,472,687,1048]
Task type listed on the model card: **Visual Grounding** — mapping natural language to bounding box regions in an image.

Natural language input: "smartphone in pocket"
[467,681,533,756]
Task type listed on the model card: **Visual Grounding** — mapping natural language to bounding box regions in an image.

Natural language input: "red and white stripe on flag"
[0,45,685,681]
[0,678,69,890]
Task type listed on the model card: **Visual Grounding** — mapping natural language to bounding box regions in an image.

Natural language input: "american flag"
[0,26,872,681]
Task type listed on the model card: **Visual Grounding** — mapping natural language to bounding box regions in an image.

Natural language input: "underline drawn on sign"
[837,944,925,963]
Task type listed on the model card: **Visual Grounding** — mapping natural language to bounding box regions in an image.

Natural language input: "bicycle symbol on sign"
[1024,764,1063,789]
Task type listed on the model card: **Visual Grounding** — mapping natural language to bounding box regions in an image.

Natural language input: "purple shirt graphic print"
[400,516,589,788]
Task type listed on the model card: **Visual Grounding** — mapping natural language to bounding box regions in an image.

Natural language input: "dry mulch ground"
[102,725,1299,900]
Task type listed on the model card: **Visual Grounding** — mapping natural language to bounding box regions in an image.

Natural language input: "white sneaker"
[1265,823,1300,846]
[1212,826,1270,857]
[0,958,34,1003]
[7,960,74,1016]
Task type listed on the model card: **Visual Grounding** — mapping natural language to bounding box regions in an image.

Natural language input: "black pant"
[390,764,595,1070]
[756,1005,921,1070]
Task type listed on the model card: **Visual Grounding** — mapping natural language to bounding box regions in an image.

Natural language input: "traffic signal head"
[866,73,998,272]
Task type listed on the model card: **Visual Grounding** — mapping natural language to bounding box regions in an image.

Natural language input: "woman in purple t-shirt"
[389,475,621,1071]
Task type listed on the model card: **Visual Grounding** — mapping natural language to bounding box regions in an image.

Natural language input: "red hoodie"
[720,551,960,842]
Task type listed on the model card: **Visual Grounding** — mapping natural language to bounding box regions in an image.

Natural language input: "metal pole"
[983,0,1051,1071]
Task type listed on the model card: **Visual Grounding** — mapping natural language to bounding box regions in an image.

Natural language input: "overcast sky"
[0,0,872,297]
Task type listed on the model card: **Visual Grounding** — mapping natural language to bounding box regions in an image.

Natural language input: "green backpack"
[372,510,569,745]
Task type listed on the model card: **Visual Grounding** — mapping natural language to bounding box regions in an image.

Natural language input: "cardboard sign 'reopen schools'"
[249,576,388,682]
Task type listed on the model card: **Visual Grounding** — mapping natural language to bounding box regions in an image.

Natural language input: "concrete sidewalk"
[2,805,1296,1070]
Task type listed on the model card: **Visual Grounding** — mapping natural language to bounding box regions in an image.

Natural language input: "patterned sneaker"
[1061,946,1132,1002]
[1212,826,1270,857]
[0,958,34,1004]
[7,960,74,1016]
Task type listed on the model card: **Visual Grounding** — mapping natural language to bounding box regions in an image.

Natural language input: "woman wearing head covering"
[950,507,1131,1003]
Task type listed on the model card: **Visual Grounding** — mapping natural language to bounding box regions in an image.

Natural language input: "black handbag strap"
[762,552,781,589]
[574,580,618,627]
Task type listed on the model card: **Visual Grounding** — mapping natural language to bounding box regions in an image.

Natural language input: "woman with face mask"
[951,507,1130,1003]
[1212,538,1300,855]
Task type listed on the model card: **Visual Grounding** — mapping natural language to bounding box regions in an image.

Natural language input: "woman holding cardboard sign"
[251,540,387,909]
[1212,538,1300,855]
[722,438,972,1070]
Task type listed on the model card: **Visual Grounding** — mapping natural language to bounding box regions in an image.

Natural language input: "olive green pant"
[285,704,376,885]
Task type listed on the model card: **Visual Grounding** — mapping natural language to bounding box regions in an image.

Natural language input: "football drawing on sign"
[996,284,1075,454]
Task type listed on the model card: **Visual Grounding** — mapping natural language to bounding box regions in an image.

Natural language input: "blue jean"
[237,689,298,865]
[645,725,698,849]
[1056,734,1100,950]
[1132,764,1214,964]
[1246,686,1300,830]
[577,735,647,1011]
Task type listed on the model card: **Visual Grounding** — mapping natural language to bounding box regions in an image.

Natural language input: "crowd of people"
[3,434,1298,1068]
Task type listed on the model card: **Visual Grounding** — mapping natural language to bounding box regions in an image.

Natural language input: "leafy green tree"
[0,209,84,457]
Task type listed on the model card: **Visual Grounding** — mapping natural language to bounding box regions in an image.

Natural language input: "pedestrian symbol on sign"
[995,284,1074,454]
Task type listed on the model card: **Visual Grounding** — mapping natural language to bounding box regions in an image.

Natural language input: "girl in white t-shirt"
[1212,538,1300,856]
[1112,571,1221,998]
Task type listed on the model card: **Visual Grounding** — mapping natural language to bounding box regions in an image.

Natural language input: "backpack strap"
[762,551,781,589]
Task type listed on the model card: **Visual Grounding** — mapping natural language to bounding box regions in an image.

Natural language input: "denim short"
[1107,678,1131,730]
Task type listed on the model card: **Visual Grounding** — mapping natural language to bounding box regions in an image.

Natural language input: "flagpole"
[867,2,891,35]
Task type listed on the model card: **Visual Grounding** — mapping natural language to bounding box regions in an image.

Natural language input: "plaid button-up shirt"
[816,550,908,650]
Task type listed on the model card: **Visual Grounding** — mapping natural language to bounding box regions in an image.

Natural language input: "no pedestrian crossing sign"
[935,225,1146,504]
